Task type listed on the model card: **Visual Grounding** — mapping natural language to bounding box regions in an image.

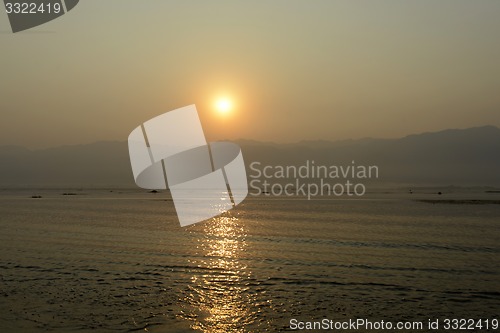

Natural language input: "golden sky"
[1,1,499,148]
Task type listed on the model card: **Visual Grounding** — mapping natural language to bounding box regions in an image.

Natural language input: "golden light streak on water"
[182,209,257,333]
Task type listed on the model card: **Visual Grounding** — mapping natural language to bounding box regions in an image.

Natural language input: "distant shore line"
[417,199,500,205]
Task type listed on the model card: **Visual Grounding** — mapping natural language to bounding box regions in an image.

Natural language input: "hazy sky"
[1,1,499,148]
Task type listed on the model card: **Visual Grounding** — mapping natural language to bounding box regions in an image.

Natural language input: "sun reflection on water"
[183,213,257,333]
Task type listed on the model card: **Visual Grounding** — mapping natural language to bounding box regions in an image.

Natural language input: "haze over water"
[1,1,500,332]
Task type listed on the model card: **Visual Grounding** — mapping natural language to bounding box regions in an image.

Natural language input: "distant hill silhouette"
[0,126,499,188]
[0,142,133,188]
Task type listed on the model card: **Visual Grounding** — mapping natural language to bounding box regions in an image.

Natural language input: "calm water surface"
[0,189,499,332]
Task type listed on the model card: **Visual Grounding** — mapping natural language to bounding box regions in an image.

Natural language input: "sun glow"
[215,98,233,115]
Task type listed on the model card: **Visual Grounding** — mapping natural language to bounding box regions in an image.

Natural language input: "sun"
[215,98,233,115]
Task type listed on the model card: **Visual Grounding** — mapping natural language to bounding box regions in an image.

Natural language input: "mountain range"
[0,126,498,188]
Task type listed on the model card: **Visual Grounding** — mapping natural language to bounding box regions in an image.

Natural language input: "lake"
[0,189,499,332]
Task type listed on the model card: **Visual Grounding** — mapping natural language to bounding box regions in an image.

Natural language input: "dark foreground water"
[0,189,499,332]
